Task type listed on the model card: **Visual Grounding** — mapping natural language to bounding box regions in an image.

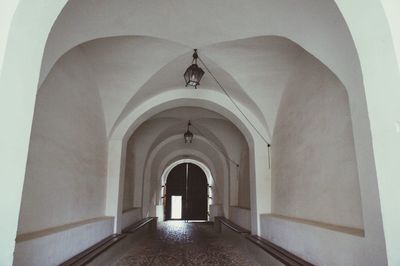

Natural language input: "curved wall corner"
[271,53,363,229]
[17,47,108,234]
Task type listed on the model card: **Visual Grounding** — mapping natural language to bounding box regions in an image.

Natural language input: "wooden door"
[165,163,208,220]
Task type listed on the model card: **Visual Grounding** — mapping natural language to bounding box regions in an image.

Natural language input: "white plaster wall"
[130,120,176,208]
[262,53,382,264]
[190,118,249,209]
[229,206,251,231]
[121,208,142,230]
[14,217,113,266]
[17,47,107,234]
[210,204,224,221]
[0,2,69,263]
[260,215,385,266]
[271,53,363,229]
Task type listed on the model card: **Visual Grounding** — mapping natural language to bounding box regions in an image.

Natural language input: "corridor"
[2,1,399,265]
[112,221,259,266]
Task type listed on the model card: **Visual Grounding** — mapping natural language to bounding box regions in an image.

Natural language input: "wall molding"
[122,207,141,214]
[16,217,113,243]
[265,214,364,237]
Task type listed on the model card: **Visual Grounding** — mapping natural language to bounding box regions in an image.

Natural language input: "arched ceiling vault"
[126,106,249,209]
[44,34,343,142]
[128,107,247,185]
[147,120,231,160]
[40,0,361,142]
[41,0,360,90]
[110,91,259,148]
[112,48,269,135]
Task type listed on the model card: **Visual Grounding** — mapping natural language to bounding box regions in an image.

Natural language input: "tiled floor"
[112,221,260,266]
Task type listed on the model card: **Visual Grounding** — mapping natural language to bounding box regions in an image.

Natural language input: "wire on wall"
[197,56,271,147]
[197,54,272,169]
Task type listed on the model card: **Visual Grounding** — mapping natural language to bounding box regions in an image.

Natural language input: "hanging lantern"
[184,49,205,89]
[184,121,194,144]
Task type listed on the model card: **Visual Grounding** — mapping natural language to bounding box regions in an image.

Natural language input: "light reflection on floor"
[112,221,260,266]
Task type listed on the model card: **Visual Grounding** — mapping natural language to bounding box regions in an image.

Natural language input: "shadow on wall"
[271,51,363,229]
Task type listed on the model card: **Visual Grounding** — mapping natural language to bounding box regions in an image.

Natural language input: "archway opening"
[164,163,208,221]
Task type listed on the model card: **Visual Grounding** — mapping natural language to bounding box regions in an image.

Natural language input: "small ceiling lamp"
[184,121,194,144]
[184,49,205,89]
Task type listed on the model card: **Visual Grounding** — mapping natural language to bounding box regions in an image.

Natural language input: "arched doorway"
[165,163,208,221]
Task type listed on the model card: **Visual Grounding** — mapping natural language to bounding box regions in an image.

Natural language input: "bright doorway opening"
[171,195,182,219]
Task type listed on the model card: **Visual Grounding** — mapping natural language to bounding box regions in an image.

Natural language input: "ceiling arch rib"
[125,106,242,189]
[77,36,189,133]
[147,119,230,161]
[43,33,348,142]
[111,48,268,138]
[51,35,270,139]
[42,0,360,100]
[110,89,263,148]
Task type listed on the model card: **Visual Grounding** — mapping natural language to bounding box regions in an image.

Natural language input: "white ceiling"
[39,0,360,151]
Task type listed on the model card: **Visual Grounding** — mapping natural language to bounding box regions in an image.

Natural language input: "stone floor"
[112,221,260,266]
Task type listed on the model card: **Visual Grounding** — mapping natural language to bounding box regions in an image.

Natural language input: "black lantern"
[184,49,205,89]
[184,121,194,144]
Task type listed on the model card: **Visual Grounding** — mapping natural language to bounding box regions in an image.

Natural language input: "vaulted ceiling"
[40,0,361,146]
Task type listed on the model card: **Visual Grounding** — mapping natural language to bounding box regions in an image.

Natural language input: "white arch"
[140,122,233,184]
[111,89,260,145]
[160,159,214,207]
[161,159,214,187]
[143,134,225,188]
[140,135,229,217]
[161,159,214,219]
[106,90,260,226]
[157,151,223,204]
[150,158,215,221]
[105,91,266,234]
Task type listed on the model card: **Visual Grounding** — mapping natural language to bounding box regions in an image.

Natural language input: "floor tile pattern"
[112,221,260,266]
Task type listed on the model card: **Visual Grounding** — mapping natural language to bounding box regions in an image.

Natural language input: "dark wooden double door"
[165,163,208,220]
